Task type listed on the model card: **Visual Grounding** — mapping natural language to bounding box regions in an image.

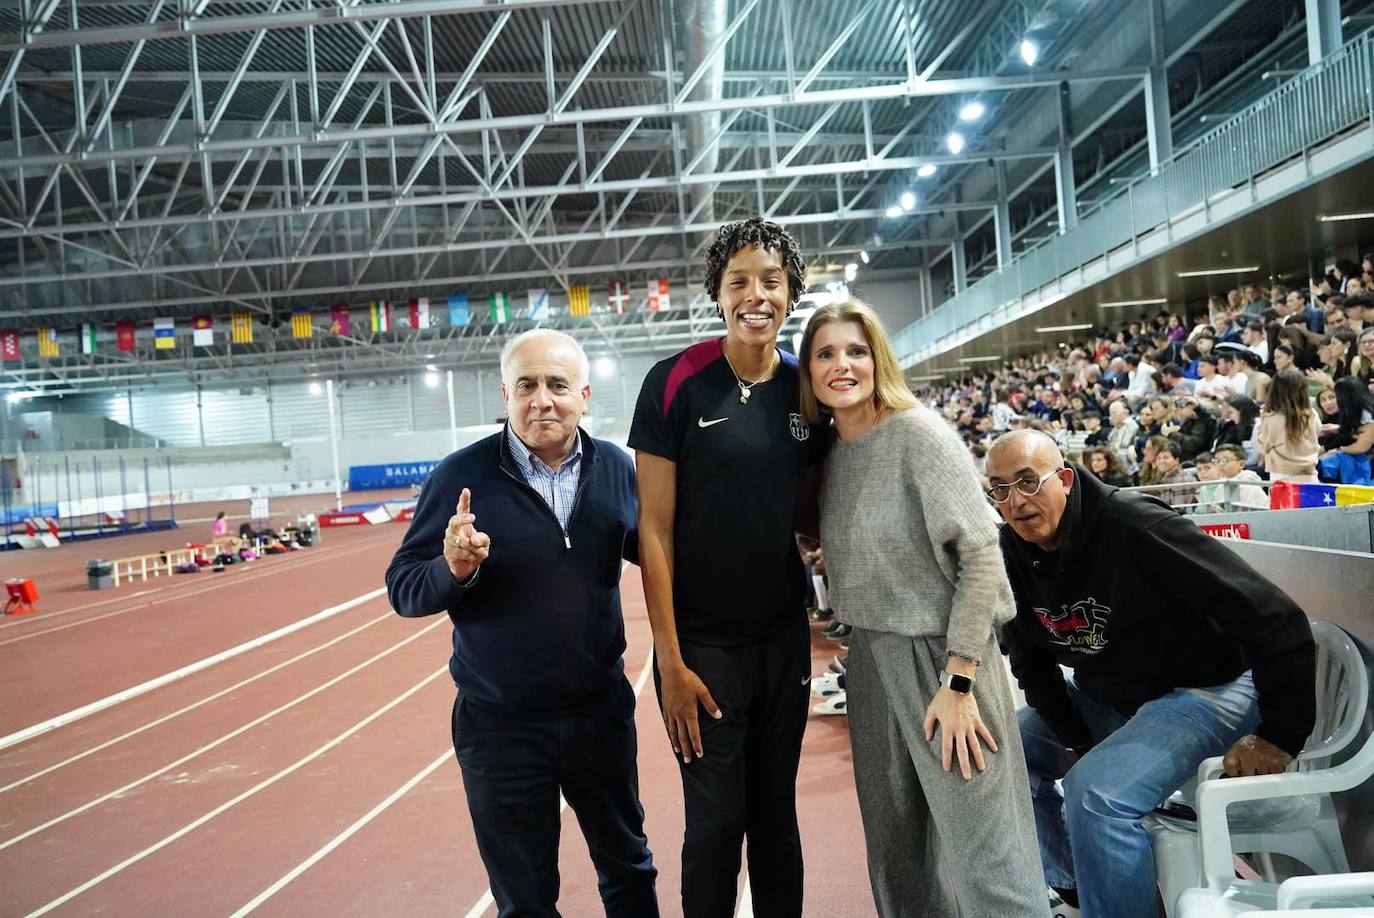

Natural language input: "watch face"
[947,673,974,694]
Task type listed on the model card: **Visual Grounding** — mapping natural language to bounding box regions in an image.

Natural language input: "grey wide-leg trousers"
[846,627,1050,918]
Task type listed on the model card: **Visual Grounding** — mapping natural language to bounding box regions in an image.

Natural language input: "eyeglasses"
[985,468,1064,504]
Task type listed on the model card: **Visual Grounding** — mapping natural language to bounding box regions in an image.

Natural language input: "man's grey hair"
[499,328,590,387]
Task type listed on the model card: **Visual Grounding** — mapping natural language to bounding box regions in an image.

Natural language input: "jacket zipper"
[500,458,595,551]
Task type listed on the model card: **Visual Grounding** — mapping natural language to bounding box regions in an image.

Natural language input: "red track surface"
[0,511,876,917]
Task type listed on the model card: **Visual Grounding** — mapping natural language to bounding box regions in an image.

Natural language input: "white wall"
[849,274,926,335]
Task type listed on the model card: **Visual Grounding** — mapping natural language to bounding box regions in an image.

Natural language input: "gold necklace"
[722,347,777,405]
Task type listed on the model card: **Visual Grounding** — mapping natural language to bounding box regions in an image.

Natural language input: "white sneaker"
[810,672,843,698]
[813,692,847,715]
[1048,888,1081,918]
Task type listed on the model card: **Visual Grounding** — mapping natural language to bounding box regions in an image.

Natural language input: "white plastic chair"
[1149,620,1371,916]
[1175,871,1374,916]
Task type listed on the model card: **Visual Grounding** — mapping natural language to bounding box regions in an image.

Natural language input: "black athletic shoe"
[826,623,852,641]
[828,655,847,674]
[808,607,834,623]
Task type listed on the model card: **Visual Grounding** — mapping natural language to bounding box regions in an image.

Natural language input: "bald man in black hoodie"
[985,430,1315,918]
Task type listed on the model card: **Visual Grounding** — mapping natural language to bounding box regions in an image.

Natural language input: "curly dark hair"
[702,217,808,319]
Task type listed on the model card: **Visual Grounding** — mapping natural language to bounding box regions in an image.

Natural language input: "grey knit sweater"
[818,407,1015,659]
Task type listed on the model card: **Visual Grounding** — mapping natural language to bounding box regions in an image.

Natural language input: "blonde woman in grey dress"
[799,300,1048,918]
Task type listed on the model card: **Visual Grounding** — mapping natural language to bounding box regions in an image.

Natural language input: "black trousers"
[657,621,811,918]
[451,676,658,918]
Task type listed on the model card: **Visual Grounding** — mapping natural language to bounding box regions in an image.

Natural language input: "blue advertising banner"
[349,461,440,491]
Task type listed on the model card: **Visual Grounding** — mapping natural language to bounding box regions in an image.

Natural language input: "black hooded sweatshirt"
[999,465,1316,756]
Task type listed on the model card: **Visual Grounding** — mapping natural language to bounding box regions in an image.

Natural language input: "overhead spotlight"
[900,191,917,211]
[885,205,903,218]
[309,381,323,396]
[595,356,617,379]
[424,371,440,388]
[917,164,937,178]
[844,262,858,282]
[958,101,985,121]
[946,132,966,155]
[859,250,870,264]
[1020,39,1039,66]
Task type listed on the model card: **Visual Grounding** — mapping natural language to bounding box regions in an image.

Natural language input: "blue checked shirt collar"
[505,424,583,531]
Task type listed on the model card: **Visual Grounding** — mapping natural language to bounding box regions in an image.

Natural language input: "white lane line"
[0,586,390,751]
[0,532,396,646]
[0,616,446,852]
[0,587,163,631]
[460,644,657,918]
[0,525,401,633]
[25,666,451,917]
[0,610,395,796]
[228,747,455,918]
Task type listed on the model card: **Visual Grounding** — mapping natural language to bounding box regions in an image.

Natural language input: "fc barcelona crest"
[789,412,810,442]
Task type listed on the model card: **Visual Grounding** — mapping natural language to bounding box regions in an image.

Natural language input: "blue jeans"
[1019,673,1259,918]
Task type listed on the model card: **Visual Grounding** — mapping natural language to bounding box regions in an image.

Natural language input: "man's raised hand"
[443,487,491,581]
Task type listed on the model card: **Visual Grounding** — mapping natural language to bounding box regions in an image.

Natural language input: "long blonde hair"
[798,300,918,424]
[1264,368,1314,445]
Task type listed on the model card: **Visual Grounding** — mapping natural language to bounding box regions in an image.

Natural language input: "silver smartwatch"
[939,671,975,694]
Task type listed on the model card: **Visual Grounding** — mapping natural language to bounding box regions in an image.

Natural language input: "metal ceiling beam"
[0,68,1148,172]
[0,0,626,51]
[0,144,1054,242]
[0,201,978,289]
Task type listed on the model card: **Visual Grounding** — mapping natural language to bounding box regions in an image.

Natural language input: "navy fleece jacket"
[385,426,638,711]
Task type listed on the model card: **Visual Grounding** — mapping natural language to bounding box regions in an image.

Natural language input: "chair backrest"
[1299,620,1370,769]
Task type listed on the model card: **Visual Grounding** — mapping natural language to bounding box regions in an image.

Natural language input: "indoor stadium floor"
[0,498,875,917]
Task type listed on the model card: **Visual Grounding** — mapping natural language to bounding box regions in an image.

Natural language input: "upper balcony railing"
[892,28,1374,365]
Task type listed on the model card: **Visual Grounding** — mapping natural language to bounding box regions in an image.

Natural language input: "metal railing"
[893,28,1374,364]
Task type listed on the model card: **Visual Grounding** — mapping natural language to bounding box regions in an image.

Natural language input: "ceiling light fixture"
[424,371,440,388]
[900,191,916,211]
[1020,39,1039,66]
[1035,323,1095,333]
[885,205,903,218]
[917,164,937,178]
[844,262,859,282]
[1099,297,1169,308]
[1176,265,1260,277]
[1316,211,1374,222]
[957,355,1003,363]
[946,132,966,155]
[958,101,985,121]
[859,249,870,264]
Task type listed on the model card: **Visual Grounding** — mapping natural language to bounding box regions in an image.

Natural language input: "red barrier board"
[394,507,416,522]
[1199,522,1251,540]
[319,512,368,527]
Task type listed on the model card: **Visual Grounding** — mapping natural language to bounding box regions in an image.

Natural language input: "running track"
[0,496,876,916]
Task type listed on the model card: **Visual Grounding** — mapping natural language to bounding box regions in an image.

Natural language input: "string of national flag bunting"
[1,280,674,361]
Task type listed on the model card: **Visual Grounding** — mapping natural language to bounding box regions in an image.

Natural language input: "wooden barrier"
[110,537,243,586]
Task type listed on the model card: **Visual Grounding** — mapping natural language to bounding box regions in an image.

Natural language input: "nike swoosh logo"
[800,676,812,685]
[697,417,729,428]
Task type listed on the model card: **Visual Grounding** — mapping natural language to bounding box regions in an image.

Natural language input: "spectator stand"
[0,455,178,550]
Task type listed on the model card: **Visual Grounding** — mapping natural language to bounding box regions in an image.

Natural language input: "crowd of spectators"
[922,258,1374,511]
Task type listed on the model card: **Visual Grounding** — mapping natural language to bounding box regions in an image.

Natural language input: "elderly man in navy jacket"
[386,329,656,918]
[986,429,1315,918]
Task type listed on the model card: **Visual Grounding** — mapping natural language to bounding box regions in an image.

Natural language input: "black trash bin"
[86,559,114,590]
